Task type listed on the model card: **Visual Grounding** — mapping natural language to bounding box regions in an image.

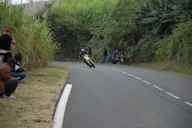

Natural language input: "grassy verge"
[0,65,68,128]
[132,62,192,76]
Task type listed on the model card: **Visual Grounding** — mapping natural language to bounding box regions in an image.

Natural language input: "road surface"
[58,62,192,128]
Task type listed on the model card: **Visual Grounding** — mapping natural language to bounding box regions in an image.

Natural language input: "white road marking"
[165,91,181,100]
[53,84,72,128]
[152,84,164,91]
[133,76,143,81]
[141,80,152,85]
[125,73,134,77]
[184,102,192,107]
[113,69,192,107]
[121,71,128,75]
[129,74,139,79]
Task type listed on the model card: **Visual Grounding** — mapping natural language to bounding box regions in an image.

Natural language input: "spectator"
[0,26,16,50]
[0,26,16,63]
[102,48,108,63]
[106,49,112,63]
[0,63,18,99]
[88,47,92,57]
[112,49,119,64]
[0,26,18,99]
[9,53,26,81]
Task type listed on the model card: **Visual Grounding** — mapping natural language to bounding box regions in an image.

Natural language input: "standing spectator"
[106,50,112,63]
[102,48,108,63]
[112,49,119,64]
[88,47,92,57]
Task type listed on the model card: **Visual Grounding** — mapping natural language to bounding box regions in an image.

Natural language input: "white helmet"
[81,48,85,52]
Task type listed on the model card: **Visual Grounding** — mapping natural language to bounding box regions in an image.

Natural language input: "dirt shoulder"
[0,65,68,128]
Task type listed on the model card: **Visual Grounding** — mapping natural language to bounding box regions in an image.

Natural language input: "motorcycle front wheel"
[84,59,95,68]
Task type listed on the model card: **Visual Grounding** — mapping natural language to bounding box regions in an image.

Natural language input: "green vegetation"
[48,0,192,72]
[156,21,192,65]
[48,0,119,58]
[0,4,57,67]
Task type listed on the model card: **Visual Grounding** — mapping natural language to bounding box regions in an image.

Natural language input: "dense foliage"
[48,0,192,65]
[0,4,57,67]
[156,21,192,65]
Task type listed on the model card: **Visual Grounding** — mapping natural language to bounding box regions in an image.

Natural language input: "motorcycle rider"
[79,48,88,58]
[79,48,95,68]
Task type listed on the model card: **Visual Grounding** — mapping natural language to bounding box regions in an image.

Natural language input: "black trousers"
[4,80,18,96]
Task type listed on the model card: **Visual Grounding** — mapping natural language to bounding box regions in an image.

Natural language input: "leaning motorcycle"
[82,54,96,68]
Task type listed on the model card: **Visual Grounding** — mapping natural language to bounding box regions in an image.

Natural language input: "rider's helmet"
[81,48,85,52]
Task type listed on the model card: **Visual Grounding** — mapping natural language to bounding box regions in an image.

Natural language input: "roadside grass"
[0,65,68,128]
[132,62,192,76]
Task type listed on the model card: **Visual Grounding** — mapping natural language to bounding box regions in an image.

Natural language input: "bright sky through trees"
[11,0,48,5]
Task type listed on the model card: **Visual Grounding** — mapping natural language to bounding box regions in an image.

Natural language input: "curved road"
[59,62,192,128]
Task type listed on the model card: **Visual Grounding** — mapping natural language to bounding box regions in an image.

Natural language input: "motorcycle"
[82,54,96,68]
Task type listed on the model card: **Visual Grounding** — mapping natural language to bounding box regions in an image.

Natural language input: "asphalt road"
[61,62,192,128]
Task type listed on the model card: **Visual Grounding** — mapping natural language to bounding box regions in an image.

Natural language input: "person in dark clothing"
[9,55,26,81]
[0,80,18,99]
[112,49,120,64]
[4,80,18,97]
[102,48,108,63]
[0,26,16,63]
[0,33,12,50]
[104,48,108,57]
[0,27,25,81]
[0,26,18,99]
[88,47,92,57]
[0,26,16,51]
[0,64,18,99]
[14,51,22,63]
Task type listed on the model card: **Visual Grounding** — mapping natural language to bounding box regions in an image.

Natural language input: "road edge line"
[184,101,192,107]
[53,83,72,128]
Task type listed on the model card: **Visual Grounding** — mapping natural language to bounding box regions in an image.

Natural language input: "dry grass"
[0,65,68,128]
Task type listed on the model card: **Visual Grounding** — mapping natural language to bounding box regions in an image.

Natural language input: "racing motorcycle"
[81,54,96,68]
